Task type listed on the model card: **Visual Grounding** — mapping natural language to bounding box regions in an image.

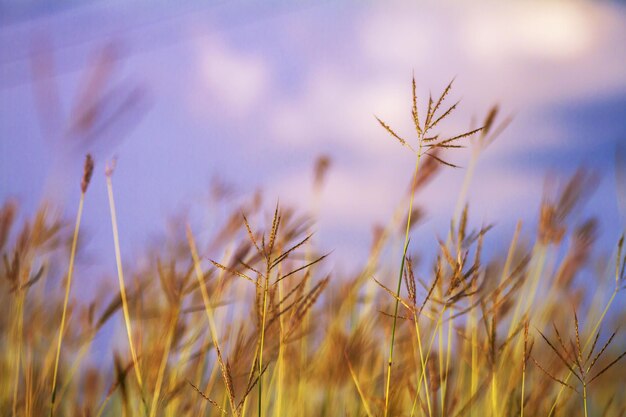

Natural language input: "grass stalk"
[12,281,25,417]
[346,351,374,417]
[490,372,498,417]
[411,311,433,417]
[583,383,588,417]
[106,173,144,397]
[442,307,452,416]
[507,244,547,340]
[520,321,528,417]
[274,263,285,417]
[148,305,179,417]
[50,192,85,417]
[186,225,238,416]
[258,260,270,417]
[469,296,477,416]
[384,149,423,417]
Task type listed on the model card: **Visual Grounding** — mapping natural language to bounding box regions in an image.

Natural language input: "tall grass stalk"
[148,305,179,417]
[186,225,238,416]
[346,352,374,417]
[258,255,271,417]
[379,76,485,417]
[50,154,93,416]
[384,150,423,417]
[273,259,285,417]
[444,315,453,401]
[520,321,529,417]
[105,168,144,397]
[409,303,433,417]
[469,291,478,416]
[50,194,84,416]
[12,273,26,417]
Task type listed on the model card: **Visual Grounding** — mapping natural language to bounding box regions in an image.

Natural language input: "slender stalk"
[583,383,588,417]
[520,356,526,417]
[491,372,498,417]
[106,175,144,394]
[412,311,433,417]
[416,304,450,416]
[346,352,374,417]
[186,225,238,416]
[274,261,285,417]
[25,348,33,417]
[12,274,26,417]
[259,259,270,417]
[148,306,179,417]
[470,298,477,416]
[198,245,233,417]
[443,308,454,416]
[507,244,547,339]
[384,149,423,417]
[296,182,323,417]
[50,192,84,416]
[240,339,262,417]
[197,333,222,417]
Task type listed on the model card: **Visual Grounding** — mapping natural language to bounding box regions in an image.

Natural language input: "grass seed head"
[81,154,94,193]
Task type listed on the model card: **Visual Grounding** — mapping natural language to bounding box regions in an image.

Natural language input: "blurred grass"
[1,80,626,417]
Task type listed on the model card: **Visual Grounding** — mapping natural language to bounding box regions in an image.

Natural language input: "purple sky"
[1,0,626,299]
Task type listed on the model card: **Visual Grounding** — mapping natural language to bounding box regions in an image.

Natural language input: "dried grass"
[1,77,625,417]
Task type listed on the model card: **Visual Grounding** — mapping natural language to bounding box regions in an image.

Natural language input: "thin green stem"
[384,149,423,417]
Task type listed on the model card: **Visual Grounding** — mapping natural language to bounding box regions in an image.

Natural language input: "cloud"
[356,0,626,108]
[178,0,626,261]
[267,70,408,154]
[464,2,594,62]
[189,29,272,117]
[261,2,625,176]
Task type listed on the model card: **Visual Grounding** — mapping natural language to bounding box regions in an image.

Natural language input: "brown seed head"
[538,204,565,245]
[0,200,17,251]
[313,154,332,190]
[482,106,499,136]
[81,154,94,193]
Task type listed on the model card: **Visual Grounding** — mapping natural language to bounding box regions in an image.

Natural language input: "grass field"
[1,79,625,417]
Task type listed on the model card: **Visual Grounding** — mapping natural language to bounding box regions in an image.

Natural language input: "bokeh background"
[1,0,626,298]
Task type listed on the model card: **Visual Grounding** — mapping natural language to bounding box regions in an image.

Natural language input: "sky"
[1,0,626,298]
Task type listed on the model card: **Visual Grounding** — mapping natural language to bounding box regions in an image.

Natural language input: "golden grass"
[2,78,626,417]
